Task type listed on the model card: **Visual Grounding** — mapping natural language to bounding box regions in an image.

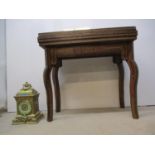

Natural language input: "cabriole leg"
[113,56,125,108]
[43,66,53,121]
[126,59,139,119]
[52,66,61,112]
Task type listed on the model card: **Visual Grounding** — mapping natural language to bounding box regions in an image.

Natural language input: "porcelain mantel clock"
[12,82,43,125]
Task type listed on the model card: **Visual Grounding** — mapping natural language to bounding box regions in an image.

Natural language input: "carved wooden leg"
[117,62,125,108]
[113,56,125,108]
[43,66,53,121]
[126,60,139,119]
[52,66,61,112]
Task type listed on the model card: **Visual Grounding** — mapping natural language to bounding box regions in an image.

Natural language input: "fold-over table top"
[38,27,137,47]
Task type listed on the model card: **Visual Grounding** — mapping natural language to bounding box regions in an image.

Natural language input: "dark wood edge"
[38,27,137,46]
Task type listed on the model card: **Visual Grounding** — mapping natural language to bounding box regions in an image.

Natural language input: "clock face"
[18,100,32,115]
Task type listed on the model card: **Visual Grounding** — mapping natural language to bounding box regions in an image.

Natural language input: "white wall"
[0,19,7,109]
[6,19,155,112]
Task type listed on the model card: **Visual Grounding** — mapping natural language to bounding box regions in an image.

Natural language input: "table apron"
[54,45,124,59]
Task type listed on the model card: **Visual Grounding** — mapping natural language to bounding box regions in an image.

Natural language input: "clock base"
[12,111,44,125]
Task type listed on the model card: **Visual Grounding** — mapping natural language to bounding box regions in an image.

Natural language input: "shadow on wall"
[58,57,120,109]
[60,57,118,83]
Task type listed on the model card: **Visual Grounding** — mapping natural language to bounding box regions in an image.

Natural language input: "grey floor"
[0,106,155,135]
